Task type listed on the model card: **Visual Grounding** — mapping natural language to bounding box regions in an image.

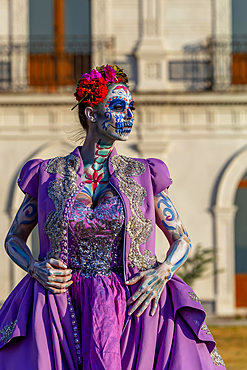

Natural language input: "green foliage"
[176,244,215,287]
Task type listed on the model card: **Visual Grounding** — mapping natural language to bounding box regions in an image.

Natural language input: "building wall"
[108,0,212,90]
[164,0,212,50]
[0,0,9,37]
[110,0,212,54]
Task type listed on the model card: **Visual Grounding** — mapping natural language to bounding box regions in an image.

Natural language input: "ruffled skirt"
[0,274,226,370]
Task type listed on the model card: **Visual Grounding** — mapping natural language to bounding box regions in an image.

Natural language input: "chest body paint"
[80,141,114,204]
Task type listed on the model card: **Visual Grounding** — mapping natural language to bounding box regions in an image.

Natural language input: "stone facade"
[0,0,246,316]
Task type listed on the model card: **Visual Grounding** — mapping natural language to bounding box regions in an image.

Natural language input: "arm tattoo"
[8,194,37,240]
[5,194,38,272]
[155,191,192,273]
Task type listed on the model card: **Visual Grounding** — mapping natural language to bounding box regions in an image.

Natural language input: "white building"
[1,0,247,316]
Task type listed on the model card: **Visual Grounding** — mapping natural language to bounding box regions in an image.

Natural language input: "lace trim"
[44,154,80,259]
[188,292,201,304]
[111,155,157,270]
[0,319,17,344]
[201,323,211,335]
[210,347,226,367]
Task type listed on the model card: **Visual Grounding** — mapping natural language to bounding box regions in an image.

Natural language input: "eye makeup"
[108,98,126,111]
[129,101,135,111]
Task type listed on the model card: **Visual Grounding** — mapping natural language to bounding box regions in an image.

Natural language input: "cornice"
[132,92,247,106]
[1,92,247,107]
[0,94,73,107]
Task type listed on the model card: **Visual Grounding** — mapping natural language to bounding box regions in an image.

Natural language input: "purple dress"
[68,196,127,370]
[0,149,226,369]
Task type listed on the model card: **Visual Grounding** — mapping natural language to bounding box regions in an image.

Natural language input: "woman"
[0,65,225,370]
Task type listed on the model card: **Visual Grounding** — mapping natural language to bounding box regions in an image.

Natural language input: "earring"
[91,117,96,122]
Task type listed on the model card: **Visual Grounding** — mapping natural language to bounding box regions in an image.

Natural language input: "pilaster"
[213,205,238,316]
[135,0,167,92]
[9,0,29,90]
[91,0,113,67]
[212,0,232,91]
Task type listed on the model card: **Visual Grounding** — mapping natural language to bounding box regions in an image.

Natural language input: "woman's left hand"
[126,262,172,317]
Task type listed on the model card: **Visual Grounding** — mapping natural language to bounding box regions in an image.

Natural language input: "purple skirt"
[0,274,226,370]
[70,272,126,370]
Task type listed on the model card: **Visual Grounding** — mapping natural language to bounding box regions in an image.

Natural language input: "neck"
[80,136,114,165]
[80,138,114,196]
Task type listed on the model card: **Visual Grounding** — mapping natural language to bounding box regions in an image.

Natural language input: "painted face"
[95,84,135,141]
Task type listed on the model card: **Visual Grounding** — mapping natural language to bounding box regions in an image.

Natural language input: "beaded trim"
[210,347,225,367]
[188,292,201,304]
[44,154,80,261]
[111,155,157,270]
[201,323,211,335]
[66,291,82,364]
[0,319,17,344]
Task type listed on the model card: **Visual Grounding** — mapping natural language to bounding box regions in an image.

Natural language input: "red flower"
[74,77,108,107]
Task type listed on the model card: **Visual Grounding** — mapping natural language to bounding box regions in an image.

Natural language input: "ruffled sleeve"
[147,158,172,195]
[17,159,43,199]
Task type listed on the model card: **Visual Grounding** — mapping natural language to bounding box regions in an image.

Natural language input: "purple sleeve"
[147,158,172,195]
[17,159,43,199]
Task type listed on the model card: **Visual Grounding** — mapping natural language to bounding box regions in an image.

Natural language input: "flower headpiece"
[72,64,127,110]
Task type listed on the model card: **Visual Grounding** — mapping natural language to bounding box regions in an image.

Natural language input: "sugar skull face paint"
[95,84,135,141]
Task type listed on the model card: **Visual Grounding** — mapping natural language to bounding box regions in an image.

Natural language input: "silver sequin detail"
[0,319,17,344]
[210,347,225,367]
[69,198,124,277]
[69,231,124,277]
[201,324,211,335]
[111,155,157,270]
[188,292,201,304]
[44,154,80,258]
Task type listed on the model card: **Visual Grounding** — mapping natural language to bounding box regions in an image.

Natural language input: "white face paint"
[94,83,135,142]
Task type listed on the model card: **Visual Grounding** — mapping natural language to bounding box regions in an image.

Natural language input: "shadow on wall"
[5,140,74,220]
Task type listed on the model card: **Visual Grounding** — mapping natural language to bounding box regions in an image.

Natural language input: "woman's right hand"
[30,258,73,294]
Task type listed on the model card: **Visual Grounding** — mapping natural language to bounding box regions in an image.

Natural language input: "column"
[212,0,232,90]
[10,0,29,90]
[91,0,113,67]
[135,0,166,92]
[213,205,238,316]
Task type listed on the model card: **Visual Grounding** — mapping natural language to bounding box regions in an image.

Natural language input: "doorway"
[232,0,247,84]
[235,171,247,306]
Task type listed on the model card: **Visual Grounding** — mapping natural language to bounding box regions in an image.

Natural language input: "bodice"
[68,195,125,277]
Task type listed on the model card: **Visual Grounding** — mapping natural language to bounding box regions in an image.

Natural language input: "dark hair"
[78,101,90,133]
[78,71,129,132]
